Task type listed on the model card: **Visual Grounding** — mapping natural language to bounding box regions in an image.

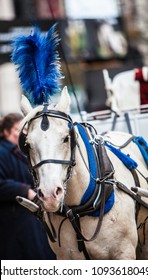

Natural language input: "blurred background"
[0,0,148,115]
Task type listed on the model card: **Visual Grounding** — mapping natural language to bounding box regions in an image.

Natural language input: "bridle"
[18,104,77,189]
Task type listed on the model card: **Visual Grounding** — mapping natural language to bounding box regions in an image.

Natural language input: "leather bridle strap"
[30,109,73,123]
[32,159,73,169]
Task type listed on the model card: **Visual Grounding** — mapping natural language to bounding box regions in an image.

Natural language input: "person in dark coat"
[0,113,56,260]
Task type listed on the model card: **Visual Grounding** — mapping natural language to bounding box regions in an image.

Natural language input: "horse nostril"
[38,187,63,200]
[55,186,63,197]
[38,189,44,198]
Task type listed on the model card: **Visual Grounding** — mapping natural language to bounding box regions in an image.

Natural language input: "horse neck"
[65,127,90,206]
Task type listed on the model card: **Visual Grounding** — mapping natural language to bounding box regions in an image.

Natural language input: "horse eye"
[63,135,69,143]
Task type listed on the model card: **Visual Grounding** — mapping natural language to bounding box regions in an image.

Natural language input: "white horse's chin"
[42,197,62,212]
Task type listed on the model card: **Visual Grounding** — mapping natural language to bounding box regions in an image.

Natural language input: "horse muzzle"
[37,186,64,212]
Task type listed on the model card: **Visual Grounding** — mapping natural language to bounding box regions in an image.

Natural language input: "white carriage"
[83,68,148,141]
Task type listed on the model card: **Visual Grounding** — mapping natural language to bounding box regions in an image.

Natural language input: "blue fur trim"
[133,137,148,165]
[11,24,62,105]
[105,142,138,170]
[76,124,114,217]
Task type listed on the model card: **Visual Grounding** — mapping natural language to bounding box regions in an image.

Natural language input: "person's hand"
[28,189,36,201]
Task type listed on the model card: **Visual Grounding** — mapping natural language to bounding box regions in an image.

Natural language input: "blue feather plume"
[11,24,63,105]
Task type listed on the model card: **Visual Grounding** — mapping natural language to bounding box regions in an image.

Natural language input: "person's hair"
[0,113,23,140]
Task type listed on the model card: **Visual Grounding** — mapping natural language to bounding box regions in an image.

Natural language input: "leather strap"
[64,197,105,243]
[130,168,141,222]
[117,181,148,209]
[106,135,135,149]
[32,159,73,169]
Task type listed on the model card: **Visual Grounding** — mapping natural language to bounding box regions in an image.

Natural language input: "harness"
[18,106,148,259]
[56,123,115,259]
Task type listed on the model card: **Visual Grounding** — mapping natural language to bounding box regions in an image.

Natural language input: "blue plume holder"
[40,102,50,131]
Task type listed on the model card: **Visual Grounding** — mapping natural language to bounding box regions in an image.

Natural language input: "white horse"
[19,87,148,260]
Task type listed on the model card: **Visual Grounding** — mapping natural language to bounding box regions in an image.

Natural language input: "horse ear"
[21,95,33,116]
[57,86,71,114]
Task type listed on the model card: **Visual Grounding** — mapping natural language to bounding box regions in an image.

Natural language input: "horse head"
[19,86,76,212]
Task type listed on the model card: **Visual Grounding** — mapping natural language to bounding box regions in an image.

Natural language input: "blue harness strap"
[76,124,114,217]
[105,142,138,170]
[76,124,97,204]
[133,136,148,165]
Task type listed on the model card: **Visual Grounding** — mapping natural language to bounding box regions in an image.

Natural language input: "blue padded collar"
[76,124,97,205]
[76,124,114,217]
